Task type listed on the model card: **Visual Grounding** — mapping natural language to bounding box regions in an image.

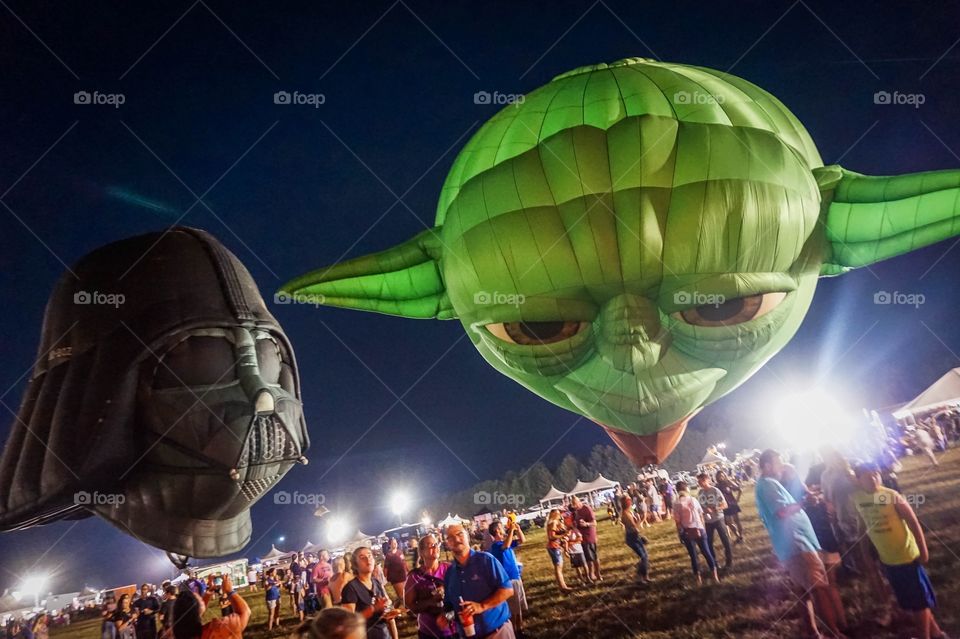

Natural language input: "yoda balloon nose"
[280,57,960,465]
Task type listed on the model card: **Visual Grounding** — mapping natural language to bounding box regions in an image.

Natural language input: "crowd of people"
[4,409,955,639]
[754,446,948,639]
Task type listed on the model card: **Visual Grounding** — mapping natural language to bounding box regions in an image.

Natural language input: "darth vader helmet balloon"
[0,227,309,558]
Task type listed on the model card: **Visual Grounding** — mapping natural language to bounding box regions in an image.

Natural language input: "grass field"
[51,449,960,638]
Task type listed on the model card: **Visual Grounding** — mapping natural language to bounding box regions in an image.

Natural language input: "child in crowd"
[566,527,589,585]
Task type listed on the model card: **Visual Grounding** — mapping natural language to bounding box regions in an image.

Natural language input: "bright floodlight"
[20,575,46,597]
[774,388,857,452]
[326,516,349,545]
[389,491,410,517]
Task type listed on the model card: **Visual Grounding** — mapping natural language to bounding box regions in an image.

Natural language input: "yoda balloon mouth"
[281,57,960,466]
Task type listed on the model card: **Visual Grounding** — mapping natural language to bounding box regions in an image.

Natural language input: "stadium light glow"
[389,490,410,517]
[774,387,858,452]
[326,516,349,545]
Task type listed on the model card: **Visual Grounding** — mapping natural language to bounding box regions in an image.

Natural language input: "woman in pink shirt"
[672,482,720,585]
[404,533,455,638]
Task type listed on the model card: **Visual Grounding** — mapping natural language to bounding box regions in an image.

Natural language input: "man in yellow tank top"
[852,463,948,639]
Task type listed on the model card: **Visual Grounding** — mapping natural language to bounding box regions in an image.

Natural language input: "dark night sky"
[0,1,958,593]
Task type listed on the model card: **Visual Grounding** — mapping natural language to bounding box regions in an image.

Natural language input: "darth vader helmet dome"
[0,227,309,557]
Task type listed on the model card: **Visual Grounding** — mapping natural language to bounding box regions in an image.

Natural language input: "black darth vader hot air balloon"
[0,227,309,560]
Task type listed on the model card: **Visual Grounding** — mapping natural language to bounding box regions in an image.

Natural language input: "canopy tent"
[697,451,729,472]
[539,485,569,509]
[302,540,324,554]
[437,513,469,527]
[893,368,960,419]
[570,474,620,496]
[260,544,293,564]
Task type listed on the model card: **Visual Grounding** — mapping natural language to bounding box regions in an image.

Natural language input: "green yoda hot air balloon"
[281,57,960,465]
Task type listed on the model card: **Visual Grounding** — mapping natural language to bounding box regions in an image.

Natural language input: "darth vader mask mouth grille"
[239,413,301,466]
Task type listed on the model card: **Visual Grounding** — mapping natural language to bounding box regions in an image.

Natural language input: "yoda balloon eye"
[486,321,587,345]
[675,292,787,327]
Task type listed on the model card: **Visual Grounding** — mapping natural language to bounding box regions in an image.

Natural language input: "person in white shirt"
[672,482,719,585]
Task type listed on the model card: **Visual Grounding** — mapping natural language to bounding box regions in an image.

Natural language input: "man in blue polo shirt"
[444,523,516,638]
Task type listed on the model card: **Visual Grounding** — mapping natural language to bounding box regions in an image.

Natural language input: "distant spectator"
[673,482,719,585]
[853,463,946,639]
[571,496,603,583]
[715,470,744,543]
[697,473,733,570]
[913,428,939,467]
[618,495,651,584]
[756,449,846,639]
[383,538,408,604]
[545,509,574,594]
[565,527,589,585]
[264,567,282,631]
[311,549,335,609]
[329,556,354,606]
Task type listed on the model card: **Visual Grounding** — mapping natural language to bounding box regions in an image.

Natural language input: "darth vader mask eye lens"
[152,336,237,388]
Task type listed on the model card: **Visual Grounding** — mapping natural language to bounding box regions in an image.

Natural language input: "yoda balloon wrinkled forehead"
[282,57,960,465]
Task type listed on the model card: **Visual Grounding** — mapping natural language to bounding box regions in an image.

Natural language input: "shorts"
[582,542,598,563]
[785,551,829,592]
[883,561,937,611]
[266,599,279,610]
[723,505,741,516]
[650,504,660,513]
[820,551,841,584]
[547,547,563,566]
[570,552,586,568]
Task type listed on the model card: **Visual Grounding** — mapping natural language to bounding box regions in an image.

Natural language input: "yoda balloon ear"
[816,165,960,275]
[279,227,455,319]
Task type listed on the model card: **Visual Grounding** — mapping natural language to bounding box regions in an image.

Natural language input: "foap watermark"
[274,291,325,307]
[74,90,125,108]
[873,290,925,308]
[874,491,926,508]
[475,491,526,506]
[873,90,925,109]
[74,490,125,506]
[474,290,525,307]
[273,490,326,506]
[473,90,525,106]
[674,90,725,106]
[673,290,725,307]
[274,90,326,108]
[74,290,125,308]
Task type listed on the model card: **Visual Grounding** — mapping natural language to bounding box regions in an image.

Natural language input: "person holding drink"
[340,546,401,639]
[443,524,516,638]
[404,533,455,638]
